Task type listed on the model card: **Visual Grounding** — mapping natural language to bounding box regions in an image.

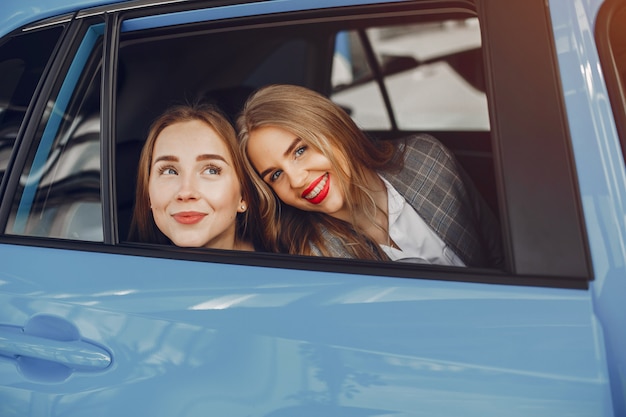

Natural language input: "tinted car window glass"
[331,18,489,131]
[0,26,63,185]
[5,24,103,241]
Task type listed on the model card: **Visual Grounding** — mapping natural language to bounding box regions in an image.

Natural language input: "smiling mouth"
[172,212,206,225]
[302,173,330,204]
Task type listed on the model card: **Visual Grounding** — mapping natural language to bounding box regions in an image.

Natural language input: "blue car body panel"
[0,244,614,416]
[0,0,126,37]
[0,0,625,415]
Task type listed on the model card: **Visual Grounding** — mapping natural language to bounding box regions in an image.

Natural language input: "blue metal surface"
[549,0,626,414]
[0,243,612,416]
[0,0,126,37]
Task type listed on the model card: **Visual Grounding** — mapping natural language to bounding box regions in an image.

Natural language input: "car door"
[0,0,617,416]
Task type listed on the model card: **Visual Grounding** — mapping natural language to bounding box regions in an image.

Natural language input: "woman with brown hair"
[129,104,256,251]
[237,84,503,267]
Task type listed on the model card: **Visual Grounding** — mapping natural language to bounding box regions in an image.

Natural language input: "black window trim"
[22,13,74,33]
[477,0,593,279]
[102,12,121,245]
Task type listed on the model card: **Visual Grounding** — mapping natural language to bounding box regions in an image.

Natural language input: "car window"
[331,18,490,131]
[0,3,502,270]
[0,26,63,185]
[5,22,103,241]
[114,6,497,243]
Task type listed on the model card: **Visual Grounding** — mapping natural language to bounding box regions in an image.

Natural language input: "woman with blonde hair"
[237,84,503,267]
[129,103,257,251]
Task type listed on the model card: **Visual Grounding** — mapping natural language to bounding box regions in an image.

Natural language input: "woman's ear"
[237,196,247,213]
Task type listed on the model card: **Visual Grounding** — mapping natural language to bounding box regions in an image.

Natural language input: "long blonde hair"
[237,84,399,258]
[129,103,258,246]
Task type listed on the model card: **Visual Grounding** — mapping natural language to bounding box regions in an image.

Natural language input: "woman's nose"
[286,167,307,189]
[176,174,200,200]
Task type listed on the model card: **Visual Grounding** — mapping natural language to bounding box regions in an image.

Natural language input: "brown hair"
[129,103,258,246]
[237,84,399,258]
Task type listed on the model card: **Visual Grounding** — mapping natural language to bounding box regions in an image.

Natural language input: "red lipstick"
[302,173,330,205]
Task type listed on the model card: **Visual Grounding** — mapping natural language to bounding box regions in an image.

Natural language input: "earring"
[240,205,246,211]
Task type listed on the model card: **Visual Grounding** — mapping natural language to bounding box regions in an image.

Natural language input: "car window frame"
[108,0,593,285]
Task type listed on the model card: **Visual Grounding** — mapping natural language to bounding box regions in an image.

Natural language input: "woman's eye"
[270,170,282,182]
[295,146,306,157]
[160,167,177,175]
[203,166,221,175]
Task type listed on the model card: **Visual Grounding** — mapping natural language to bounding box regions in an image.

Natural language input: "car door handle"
[0,329,111,370]
[0,314,112,382]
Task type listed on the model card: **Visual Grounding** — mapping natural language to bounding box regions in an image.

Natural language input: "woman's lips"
[172,211,206,225]
[302,173,330,205]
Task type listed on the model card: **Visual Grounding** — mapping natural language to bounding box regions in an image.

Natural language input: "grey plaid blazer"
[313,134,503,268]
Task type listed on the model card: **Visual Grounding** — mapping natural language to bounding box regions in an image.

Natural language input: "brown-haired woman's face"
[148,119,246,249]
[246,125,351,222]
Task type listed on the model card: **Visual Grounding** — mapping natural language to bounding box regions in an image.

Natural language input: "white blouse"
[379,177,465,266]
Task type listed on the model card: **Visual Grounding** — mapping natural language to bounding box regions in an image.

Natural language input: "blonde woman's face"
[247,125,351,222]
[148,120,246,249]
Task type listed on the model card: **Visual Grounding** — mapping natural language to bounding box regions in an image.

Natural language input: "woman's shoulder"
[381,134,456,176]
[391,133,452,159]
[308,227,355,259]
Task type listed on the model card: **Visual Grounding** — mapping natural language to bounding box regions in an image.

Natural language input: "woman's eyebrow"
[197,154,228,164]
[259,165,274,180]
[283,137,301,157]
[153,154,229,165]
[259,137,302,179]
[153,155,178,164]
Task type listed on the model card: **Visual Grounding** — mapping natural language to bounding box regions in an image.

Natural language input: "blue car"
[1,0,625,415]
